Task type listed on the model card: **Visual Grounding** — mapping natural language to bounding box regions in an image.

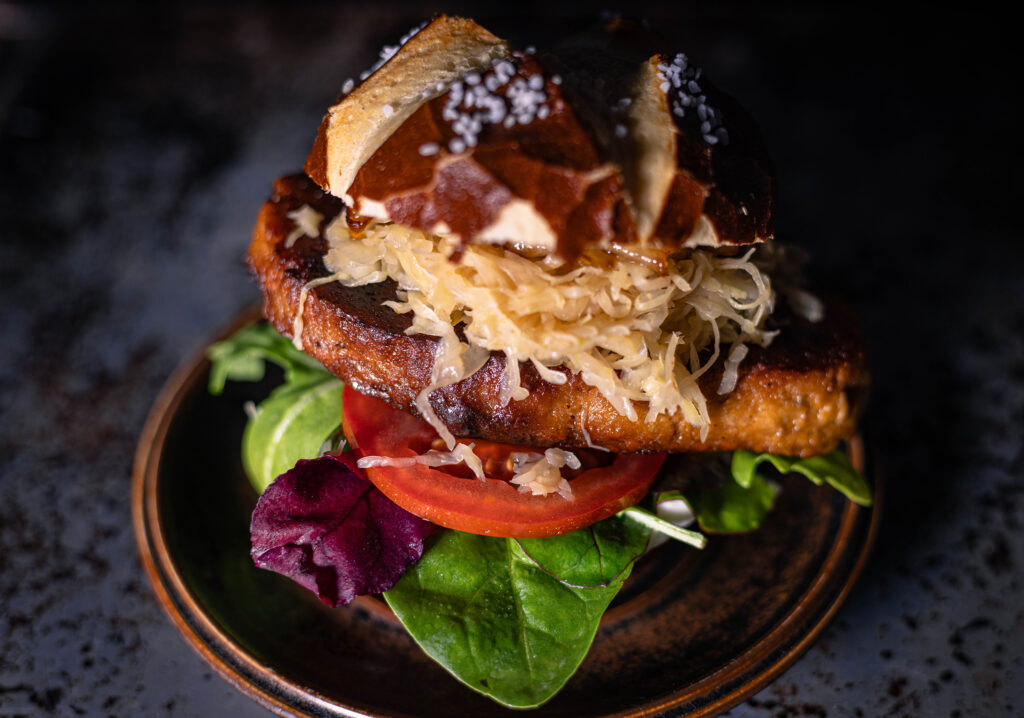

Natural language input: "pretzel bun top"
[305,15,774,261]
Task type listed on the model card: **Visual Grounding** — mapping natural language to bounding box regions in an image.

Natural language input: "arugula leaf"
[251,455,438,606]
[657,468,777,533]
[207,323,343,493]
[731,448,872,506]
[242,374,344,493]
[384,523,637,708]
[645,453,774,535]
[207,322,327,394]
[515,514,650,588]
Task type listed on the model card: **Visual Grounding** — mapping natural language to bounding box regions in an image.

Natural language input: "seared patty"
[248,174,868,457]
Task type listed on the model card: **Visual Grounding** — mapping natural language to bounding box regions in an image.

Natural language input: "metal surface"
[1,4,1022,717]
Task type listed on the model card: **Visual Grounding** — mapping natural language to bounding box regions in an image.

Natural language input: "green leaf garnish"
[383,520,641,709]
[515,514,650,588]
[207,323,343,493]
[731,448,872,506]
[657,467,777,534]
[642,453,774,535]
[207,322,327,395]
[242,374,344,493]
[618,505,707,548]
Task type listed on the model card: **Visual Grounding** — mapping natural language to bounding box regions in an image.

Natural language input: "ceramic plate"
[133,309,879,718]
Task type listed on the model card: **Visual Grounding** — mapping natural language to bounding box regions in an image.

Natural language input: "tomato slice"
[341,386,665,538]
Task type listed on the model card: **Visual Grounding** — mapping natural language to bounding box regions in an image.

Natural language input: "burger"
[209,14,871,709]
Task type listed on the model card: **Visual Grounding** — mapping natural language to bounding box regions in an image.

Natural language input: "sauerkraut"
[312,213,777,446]
[355,444,580,498]
[510,449,579,499]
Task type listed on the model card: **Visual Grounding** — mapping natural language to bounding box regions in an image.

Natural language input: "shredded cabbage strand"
[318,216,777,444]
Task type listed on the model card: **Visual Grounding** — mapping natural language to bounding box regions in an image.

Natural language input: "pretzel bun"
[305,15,774,260]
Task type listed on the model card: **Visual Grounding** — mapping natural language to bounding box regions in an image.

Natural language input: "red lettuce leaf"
[250,453,438,607]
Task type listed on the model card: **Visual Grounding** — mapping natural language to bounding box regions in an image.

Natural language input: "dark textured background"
[1,3,1021,716]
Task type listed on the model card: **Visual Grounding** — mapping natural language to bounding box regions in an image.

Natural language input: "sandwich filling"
[293,211,779,462]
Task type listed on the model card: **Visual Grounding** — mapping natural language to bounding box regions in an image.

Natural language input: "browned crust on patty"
[249,174,868,457]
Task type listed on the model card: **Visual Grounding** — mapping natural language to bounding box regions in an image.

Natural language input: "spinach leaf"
[242,374,343,494]
[731,448,871,506]
[515,514,649,588]
[207,322,326,394]
[384,526,635,708]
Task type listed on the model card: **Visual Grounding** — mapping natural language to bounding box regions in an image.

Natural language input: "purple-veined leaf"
[250,454,438,606]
